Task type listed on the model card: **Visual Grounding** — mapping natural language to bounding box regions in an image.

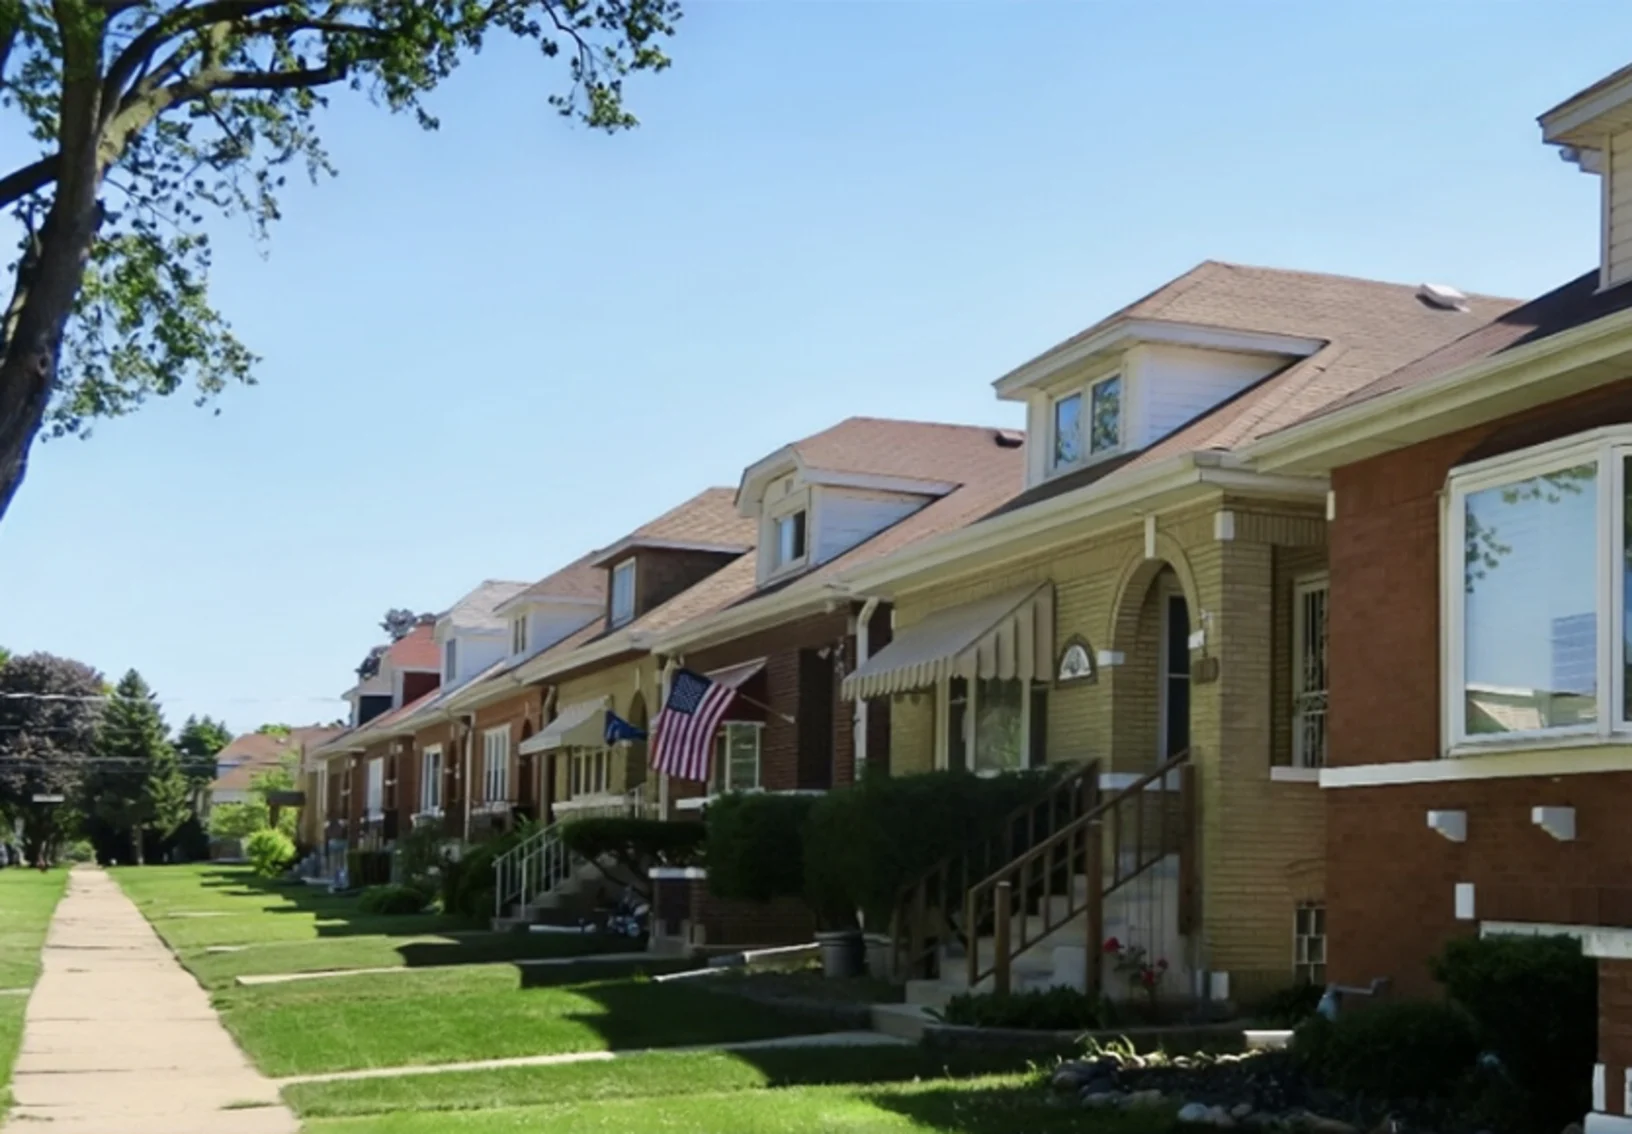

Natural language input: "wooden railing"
[891,760,1101,981]
[963,750,1193,995]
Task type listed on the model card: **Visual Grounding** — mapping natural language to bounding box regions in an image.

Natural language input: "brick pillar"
[1600,958,1632,1121]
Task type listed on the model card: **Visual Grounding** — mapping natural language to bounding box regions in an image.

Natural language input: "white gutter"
[853,597,880,769]
[1246,306,1632,474]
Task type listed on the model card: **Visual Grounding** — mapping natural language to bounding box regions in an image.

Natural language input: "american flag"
[650,668,741,782]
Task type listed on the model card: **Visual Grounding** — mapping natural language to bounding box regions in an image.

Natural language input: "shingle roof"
[1288,269,1632,423]
[589,488,756,566]
[210,726,343,792]
[443,580,530,633]
[782,417,1024,484]
[385,623,440,670]
[502,551,607,611]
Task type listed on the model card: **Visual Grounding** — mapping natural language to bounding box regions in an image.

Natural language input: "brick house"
[840,263,1519,1005]
[643,417,1029,949]
[1247,63,1632,1134]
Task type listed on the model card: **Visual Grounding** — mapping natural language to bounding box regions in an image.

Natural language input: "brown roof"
[210,726,343,792]
[385,624,440,671]
[782,417,1025,484]
[590,488,755,565]
[1290,269,1632,424]
[505,551,607,609]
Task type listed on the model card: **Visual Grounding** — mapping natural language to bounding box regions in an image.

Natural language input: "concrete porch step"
[870,1002,936,1042]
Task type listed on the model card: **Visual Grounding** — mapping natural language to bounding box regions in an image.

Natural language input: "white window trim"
[419,745,443,816]
[1291,572,1329,770]
[933,674,1033,777]
[1046,369,1124,479]
[761,486,813,583]
[570,747,613,797]
[443,638,458,684]
[714,721,764,793]
[1442,428,1628,755]
[610,560,636,627]
[482,726,511,804]
[510,614,528,657]
[365,757,385,820]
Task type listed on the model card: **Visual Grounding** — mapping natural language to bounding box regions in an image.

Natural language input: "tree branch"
[101,0,286,112]
[0,156,60,211]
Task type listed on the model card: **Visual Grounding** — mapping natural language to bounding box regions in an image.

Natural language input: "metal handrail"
[963,750,1192,994]
[494,823,569,919]
[890,760,1100,981]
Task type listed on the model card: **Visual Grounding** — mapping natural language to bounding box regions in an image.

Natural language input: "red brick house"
[1248,63,1632,1134]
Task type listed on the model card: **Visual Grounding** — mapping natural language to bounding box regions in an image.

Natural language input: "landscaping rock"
[1232,1103,1255,1120]
[1080,1091,1122,1110]
[1178,1103,1214,1125]
[1051,1062,1093,1092]
[1121,1088,1167,1109]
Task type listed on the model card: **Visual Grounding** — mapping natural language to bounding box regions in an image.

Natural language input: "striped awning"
[841,584,1054,700]
[520,696,610,755]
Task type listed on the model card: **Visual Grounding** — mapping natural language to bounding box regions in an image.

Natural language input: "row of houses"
[299,62,1632,1134]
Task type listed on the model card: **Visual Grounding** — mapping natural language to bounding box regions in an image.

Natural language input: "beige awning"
[841,584,1054,700]
[520,696,610,755]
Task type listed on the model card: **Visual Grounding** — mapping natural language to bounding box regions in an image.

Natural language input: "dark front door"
[1162,593,1191,758]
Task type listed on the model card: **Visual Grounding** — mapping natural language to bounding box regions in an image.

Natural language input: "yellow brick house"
[837,262,1520,1005]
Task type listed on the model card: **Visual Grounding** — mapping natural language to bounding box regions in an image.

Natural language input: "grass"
[0,869,69,1117]
[298,1074,1177,1133]
[219,966,824,1076]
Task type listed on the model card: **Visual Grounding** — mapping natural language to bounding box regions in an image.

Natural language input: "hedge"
[704,793,816,903]
[560,817,705,896]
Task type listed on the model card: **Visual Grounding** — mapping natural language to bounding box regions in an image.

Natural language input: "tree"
[209,752,294,838]
[0,0,680,522]
[0,646,10,667]
[0,650,101,861]
[174,712,230,783]
[83,668,186,864]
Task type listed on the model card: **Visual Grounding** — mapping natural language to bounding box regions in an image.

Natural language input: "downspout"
[460,713,476,843]
[853,597,880,772]
[657,657,677,819]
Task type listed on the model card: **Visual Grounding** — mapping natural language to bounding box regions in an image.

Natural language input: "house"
[211,726,341,858]
[836,262,1518,1006]
[643,417,1028,949]
[1245,62,1632,1134]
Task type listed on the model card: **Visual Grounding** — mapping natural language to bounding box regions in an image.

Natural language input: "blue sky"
[0,2,1627,732]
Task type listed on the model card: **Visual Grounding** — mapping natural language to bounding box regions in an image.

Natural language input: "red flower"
[1140,969,1157,989]
[1102,937,1121,954]
[1156,959,1169,971]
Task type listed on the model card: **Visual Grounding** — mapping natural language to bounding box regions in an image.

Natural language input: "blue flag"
[604,711,647,745]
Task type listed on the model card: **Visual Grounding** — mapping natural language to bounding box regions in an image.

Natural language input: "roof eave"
[1246,306,1632,476]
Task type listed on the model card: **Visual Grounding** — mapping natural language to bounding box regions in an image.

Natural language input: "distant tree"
[380,610,421,642]
[209,754,296,840]
[255,723,292,737]
[0,647,10,668]
[84,669,186,865]
[0,651,102,861]
[174,714,232,784]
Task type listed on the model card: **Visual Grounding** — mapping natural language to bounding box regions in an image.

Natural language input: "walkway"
[2,868,297,1134]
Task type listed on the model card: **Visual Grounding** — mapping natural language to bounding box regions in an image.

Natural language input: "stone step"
[870,1003,935,1042]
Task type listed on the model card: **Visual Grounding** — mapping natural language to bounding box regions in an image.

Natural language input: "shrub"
[345,849,392,888]
[60,839,96,864]
[1431,933,1596,1127]
[1248,981,1326,1027]
[705,793,816,903]
[560,817,705,896]
[1292,999,1479,1099]
[394,824,450,893]
[804,767,1064,929]
[245,828,297,878]
[359,883,431,916]
[939,986,1102,1031]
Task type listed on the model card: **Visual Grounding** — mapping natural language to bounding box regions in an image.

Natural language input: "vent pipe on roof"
[1417,283,1471,312]
[993,429,1024,448]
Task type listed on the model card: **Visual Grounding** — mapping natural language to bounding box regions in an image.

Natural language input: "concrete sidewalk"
[2,868,297,1134]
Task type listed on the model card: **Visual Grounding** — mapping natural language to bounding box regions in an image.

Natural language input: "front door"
[1159,592,1191,758]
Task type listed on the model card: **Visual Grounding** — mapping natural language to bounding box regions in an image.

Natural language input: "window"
[712,723,762,792]
[1294,903,1327,985]
[443,638,458,683]
[420,746,443,814]
[1292,577,1329,768]
[973,679,1023,773]
[510,614,527,656]
[1051,393,1082,469]
[941,677,1038,774]
[774,510,808,569]
[1160,593,1191,758]
[365,757,384,819]
[571,748,611,796]
[1445,436,1624,747]
[482,727,511,804]
[1089,374,1122,454]
[610,559,636,626]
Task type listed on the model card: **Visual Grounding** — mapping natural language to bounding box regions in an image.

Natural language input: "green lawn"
[300,1074,1176,1134]
[0,869,69,1116]
[220,966,824,1077]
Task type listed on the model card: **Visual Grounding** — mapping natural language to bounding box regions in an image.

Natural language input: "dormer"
[347,620,439,725]
[493,590,602,660]
[994,316,1323,490]
[1541,64,1632,290]
[431,580,528,688]
[736,441,953,589]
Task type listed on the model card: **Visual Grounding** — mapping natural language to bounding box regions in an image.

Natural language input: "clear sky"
[0,2,1628,732]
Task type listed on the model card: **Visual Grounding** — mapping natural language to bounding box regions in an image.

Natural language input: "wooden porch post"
[993,880,1012,996]
[1085,818,1104,997]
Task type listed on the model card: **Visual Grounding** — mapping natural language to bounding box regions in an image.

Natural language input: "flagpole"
[731,689,796,726]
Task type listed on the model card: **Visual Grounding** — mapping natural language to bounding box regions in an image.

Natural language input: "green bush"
[1248,981,1326,1027]
[1292,999,1479,1099]
[804,767,1063,929]
[704,793,816,903]
[358,883,431,916]
[1431,933,1596,1127]
[560,817,705,895]
[939,986,1102,1031]
[440,824,540,921]
[394,824,450,893]
[60,839,96,864]
[245,828,296,878]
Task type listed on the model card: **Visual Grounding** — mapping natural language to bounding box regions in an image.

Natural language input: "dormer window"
[610,560,636,627]
[774,510,807,570]
[1050,373,1122,473]
[443,639,457,683]
[510,614,527,656]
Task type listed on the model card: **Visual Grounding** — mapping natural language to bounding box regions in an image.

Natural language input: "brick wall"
[1328,774,1632,996]
[651,876,816,949]
[630,548,741,622]
[549,657,661,808]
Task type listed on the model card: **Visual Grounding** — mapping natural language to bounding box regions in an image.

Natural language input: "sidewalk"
[2,868,297,1134]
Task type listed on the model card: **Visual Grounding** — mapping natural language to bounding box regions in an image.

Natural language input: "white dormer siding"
[1539,67,1632,290]
[1608,131,1632,288]
[814,487,931,564]
[514,604,600,657]
[1022,343,1289,488]
[750,470,938,586]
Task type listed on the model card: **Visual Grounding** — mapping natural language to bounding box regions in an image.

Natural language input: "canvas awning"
[520,696,610,755]
[841,584,1054,700]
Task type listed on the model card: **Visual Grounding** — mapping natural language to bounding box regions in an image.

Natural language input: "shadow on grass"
[189,868,472,940]
[859,1077,1169,1133]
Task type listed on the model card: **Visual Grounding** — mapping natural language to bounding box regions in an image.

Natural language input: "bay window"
[1446,431,1629,747]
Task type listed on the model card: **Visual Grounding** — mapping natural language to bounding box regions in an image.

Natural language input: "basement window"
[1293,902,1326,985]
